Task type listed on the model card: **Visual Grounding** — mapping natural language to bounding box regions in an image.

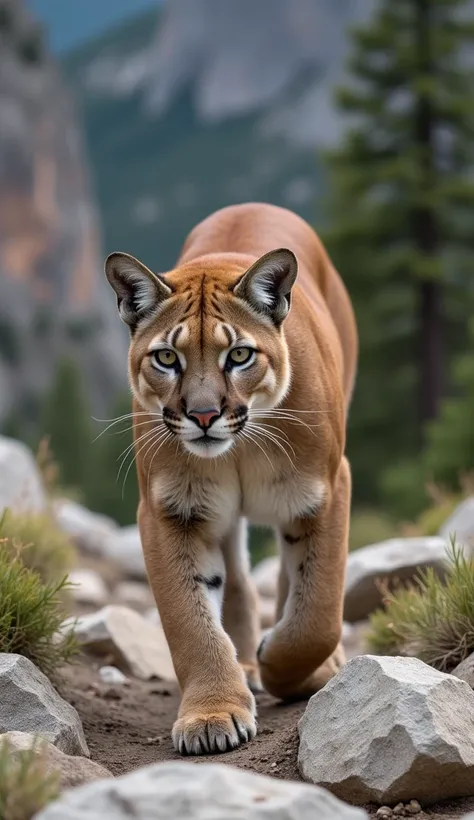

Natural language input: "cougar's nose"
[187,407,220,429]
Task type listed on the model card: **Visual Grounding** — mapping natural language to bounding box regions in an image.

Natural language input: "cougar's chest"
[240,466,325,527]
[152,468,240,538]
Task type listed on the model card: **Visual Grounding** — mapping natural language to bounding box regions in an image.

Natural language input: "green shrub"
[424,328,474,489]
[349,508,398,551]
[41,357,92,495]
[367,541,474,672]
[379,457,430,520]
[0,510,75,584]
[0,539,77,679]
[0,737,59,820]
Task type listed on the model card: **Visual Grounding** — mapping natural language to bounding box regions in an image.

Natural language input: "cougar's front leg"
[221,518,263,693]
[258,457,350,700]
[138,503,256,755]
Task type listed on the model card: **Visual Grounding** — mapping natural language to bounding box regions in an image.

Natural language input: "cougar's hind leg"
[258,458,350,700]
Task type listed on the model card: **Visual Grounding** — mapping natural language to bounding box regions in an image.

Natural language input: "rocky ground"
[59,661,474,820]
[3,434,474,818]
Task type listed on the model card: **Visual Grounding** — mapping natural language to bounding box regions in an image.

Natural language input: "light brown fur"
[105,202,358,755]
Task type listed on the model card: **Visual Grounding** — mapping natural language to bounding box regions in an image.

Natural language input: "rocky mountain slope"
[64,0,371,274]
[0,0,127,428]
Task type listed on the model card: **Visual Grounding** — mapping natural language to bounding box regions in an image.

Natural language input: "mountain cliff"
[0,0,127,428]
[64,0,371,274]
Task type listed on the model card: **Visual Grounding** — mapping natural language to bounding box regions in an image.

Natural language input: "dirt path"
[60,660,474,820]
[60,661,304,780]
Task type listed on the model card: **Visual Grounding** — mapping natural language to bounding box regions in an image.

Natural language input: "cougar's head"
[105,249,297,458]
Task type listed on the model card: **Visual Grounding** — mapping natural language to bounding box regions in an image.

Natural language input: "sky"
[27,0,158,54]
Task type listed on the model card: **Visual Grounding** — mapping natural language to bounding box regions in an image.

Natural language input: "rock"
[298,655,474,806]
[451,653,474,688]
[69,569,108,607]
[252,555,279,599]
[98,666,129,685]
[0,732,111,791]
[439,497,474,550]
[104,525,147,579]
[62,606,176,682]
[0,655,88,756]
[344,537,449,622]
[0,436,46,514]
[35,760,368,820]
[115,581,154,611]
[53,500,118,556]
[259,596,275,629]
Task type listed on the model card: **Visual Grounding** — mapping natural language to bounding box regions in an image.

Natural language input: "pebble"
[376,802,422,818]
[99,665,129,685]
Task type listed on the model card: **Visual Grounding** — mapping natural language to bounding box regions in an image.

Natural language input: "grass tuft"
[367,539,474,672]
[0,509,75,584]
[0,525,77,678]
[0,737,59,820]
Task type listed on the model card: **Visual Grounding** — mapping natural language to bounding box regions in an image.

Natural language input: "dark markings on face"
[221,323,233,346]
[210,290,226,322]
[170,325,183,348]
[199,276,206,355]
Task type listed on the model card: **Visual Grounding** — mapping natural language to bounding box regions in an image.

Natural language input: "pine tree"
[41,357,92,493]
[325,0,474,505]
[85,392,139,526]
[424,318,474,487]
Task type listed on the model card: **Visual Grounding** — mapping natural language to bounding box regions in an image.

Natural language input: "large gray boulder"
[61,606,175,682]
[0,436,46,514]
[69,569,109,607]
[439,497,474,550]
[0,655,88,756]
[344,537,448,622]
[298,655,474,806]
[452,653,474,689]
[53,499,118,556]
[35,760,368,820]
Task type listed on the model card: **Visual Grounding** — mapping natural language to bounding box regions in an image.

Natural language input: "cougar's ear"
[104,252,172,331]
[233,248,298,325]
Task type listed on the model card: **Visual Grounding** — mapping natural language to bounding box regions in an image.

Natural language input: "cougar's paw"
[258,631,344,701]
[172,705,257,756]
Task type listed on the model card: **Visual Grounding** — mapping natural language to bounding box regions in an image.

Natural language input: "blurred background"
[1,0,473,558]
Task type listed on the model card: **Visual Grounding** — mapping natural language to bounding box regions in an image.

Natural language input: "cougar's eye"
[152,348,178,370]
[227,347,255,368]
